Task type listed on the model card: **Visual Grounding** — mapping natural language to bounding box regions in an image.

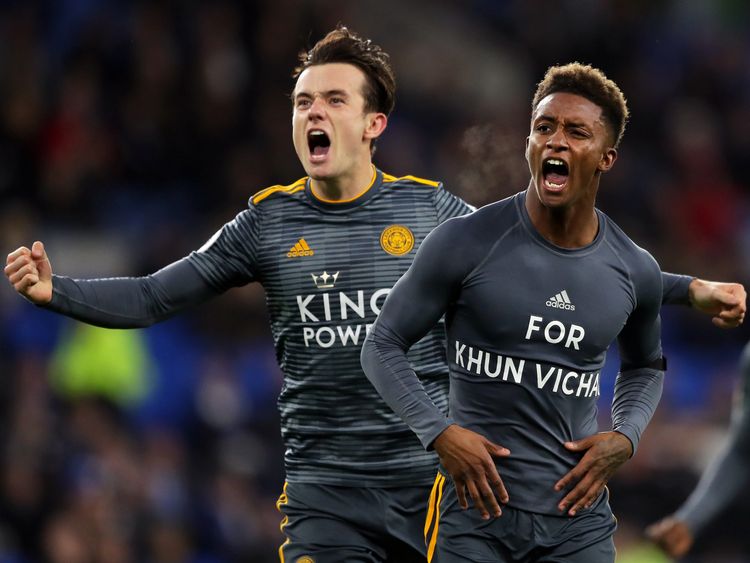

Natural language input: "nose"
[308,96,326,120]
[546,127,568,151]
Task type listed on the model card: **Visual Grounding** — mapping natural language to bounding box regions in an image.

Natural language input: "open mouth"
[542,158,569,191]
[308,130,331,161]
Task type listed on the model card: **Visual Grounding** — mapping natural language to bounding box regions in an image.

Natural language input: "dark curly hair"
[293,25,396,117]
[532,62,629,148]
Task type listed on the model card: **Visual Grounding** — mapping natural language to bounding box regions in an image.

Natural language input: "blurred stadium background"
[0,0,748,561]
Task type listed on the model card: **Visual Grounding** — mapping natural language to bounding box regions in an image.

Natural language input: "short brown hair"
[293,26,396,116]
[532,63,629,148]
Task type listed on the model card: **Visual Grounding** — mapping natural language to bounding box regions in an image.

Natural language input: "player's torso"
[251,173,455,485]
[444,194,644,511]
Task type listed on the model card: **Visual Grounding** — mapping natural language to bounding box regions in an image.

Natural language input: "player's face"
[525,92,617,208]
[292,63,385,182]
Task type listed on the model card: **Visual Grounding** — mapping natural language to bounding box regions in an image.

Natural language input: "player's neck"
[524,184,599,248]
[310,163,376,203]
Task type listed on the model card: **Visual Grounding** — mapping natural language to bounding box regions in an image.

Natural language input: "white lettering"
[315,327,336,348]
[302,327,315,347]
[544,320,565,344]
[536,364,556,389]
[340,291,365,320]
[525,315,543,340]
[566,324,585,350]
[455,341,466,367]
[503,357,525,384]
[467,347,483,374]
[590,373,600,397]
[577,372,593,397]
[562,371,578,395]
[336,325,362,346]
[552,368,563,393]
[484,353,502,378]
[322,293,332,321]
[297,295,318,322]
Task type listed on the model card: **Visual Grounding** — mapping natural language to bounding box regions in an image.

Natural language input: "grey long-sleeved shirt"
[361,191,667,515]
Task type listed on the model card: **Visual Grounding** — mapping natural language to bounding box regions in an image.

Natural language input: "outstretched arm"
[5,241,218,328]
[647,343,750,558]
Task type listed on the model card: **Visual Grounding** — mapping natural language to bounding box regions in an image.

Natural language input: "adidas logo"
[311,271,339,289]
[546,290,576,311]
[287,238,314,258]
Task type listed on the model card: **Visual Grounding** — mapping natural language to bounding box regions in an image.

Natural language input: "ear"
[597,147,617,173]
[364,112,388,142]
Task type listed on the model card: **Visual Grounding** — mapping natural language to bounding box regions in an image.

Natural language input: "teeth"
[547,158,564,166]
[310,131,325,136]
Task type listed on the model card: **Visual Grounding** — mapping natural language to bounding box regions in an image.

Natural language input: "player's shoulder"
[430,192,520,240]
[380,171,442,190]
[249,177,308,207]
[600,211,661,279]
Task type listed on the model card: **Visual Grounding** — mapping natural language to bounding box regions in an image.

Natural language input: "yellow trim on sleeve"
[276,482,290,562]
[382,173,440,187]
[252,178,307,205]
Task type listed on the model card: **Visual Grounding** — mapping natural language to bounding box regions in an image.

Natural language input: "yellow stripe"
[299,238,311,251]
[276,482,290,562]
[278,538,289,563]
[382,173,440,187]
[424,473,443,540]
[294,242,303,252]
[252,179,307,205]
[426,475,446,562]
[310,165,377,204]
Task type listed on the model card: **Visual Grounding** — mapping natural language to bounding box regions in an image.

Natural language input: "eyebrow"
[293,89,350,100]
[535,114,590,128]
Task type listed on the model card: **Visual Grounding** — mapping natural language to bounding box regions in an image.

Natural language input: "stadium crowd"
[0,1,748,561]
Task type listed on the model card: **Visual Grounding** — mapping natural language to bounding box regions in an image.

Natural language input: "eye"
[570,128,589,139]
[330,96,345,105]
[535,124,551,133]
[296,98,311,109]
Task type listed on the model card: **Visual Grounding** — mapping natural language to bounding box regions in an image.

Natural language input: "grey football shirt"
[362,190,666,514]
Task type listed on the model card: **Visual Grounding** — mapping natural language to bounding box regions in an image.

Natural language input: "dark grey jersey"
[362,191,665,514]
[675,342,750,535]
[187,168,473,486]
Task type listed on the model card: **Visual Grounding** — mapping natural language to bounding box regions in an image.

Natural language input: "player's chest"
[455,243,636,357]
[257,210,436,301]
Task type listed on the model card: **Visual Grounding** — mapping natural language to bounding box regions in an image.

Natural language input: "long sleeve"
[361,218,472,449]
[661,272,693,305]
[46,258,219,328]
[675,343,750,535]
[612,253,665,453]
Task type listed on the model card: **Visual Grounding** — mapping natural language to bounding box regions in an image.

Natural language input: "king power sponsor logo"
[296,285,391,348]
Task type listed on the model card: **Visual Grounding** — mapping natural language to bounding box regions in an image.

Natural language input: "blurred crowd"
[0,0,748,561]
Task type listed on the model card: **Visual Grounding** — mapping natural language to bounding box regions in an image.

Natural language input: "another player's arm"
[647,343,750,558]
[662,272,746,328]
[361,219,510,520]
[4,210,260,328]
[556,257,665,517]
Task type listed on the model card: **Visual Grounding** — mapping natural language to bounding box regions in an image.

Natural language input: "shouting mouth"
[308,130,331,163]
[542,158,569,192]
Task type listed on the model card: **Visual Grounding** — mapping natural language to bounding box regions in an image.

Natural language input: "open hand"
[433,424,510,520]
[554,431,632,516]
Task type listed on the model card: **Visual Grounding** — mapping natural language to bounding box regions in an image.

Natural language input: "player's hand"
[554,431,632,517]
[432,424,510,520]
[645,516,694,558]
[4,241,54,305]
[689,278,746,329]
